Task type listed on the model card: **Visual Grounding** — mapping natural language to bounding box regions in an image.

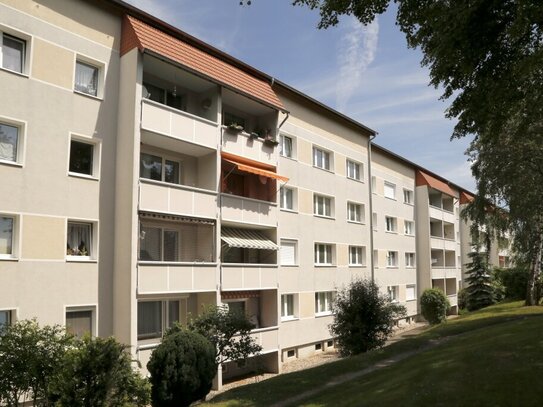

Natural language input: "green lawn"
[207,302,543,407]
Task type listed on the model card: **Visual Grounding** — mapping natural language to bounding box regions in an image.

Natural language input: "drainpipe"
[367,133,377,283]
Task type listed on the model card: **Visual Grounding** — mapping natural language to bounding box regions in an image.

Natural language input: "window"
[349,246,366,266]
[1,33,25,74]
[386,251,398,267]
[406,285,417,301]
[69,139,94,176]
[405,252,416,268]
[403,189,414,204]
[0,215,14,258]
[280,135,293,158]
[0,310,12,332]
[137,300,180,340]
[313,147,330,170]
[66,309,93,338]
[140,152,180,184]
[314,243,333,265]
[75,60,99,96]
[372,212,378,230]
[225,300,246,316]
[387,286,399,302]
[404,220,414,235]
[66,222,93,258]
[280,240,297,266]
[280,187,294,211]
[314,194,332,217]
[143,82,185,111]
[315,291,334,315]
[346,160,362,181]
[0,121,21,164]
[385,216,397,233]
[347,202,363,223]
[139,225,179,262]
[281,294,296,320]
[384,182,396,200]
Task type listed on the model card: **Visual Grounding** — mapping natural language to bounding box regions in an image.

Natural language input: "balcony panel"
[140,180,217,219]
[428,206,444,220]
[448,295,458,307]
[142,100,218,150]
[443,239,458,251]
[431,268,460,280]
[430,237,445,249]
[251,327,279,353]
[222,129,276,167]
[221,194,277,226]
[138,264,217,293]
[221,265,278,290]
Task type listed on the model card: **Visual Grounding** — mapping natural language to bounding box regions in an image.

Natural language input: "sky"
[124,0,475,191]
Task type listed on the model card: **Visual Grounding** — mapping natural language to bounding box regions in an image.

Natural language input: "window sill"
[66,257,97,263]
[68,172,99,181]
[384,197,397,201]
[312,165,334,174]
[405,234,415,237]
[346,177,364,184]
[314,214,335,220]
[280,208,298,214]
[406,298,417,302]
[314,264,335,268]
[349,264,366,268]
[0,159,23,168]
[281,317,299,323]
[280,264,299,267]
[280,154,297,162]
[385,230,398,234]
[0,256,19,262]
[0,67,29,78]
[347,220,365,225]
[138,261,217,266]
[74,90,103,101]
[315,312,333,318]
[404,202,414,206]
[386,266,399,269]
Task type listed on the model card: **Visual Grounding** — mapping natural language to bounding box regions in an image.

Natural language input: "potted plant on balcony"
[263,129,279,146]
[227,122,244,133]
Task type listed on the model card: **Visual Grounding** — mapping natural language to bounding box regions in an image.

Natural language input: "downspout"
[367,133,377,283]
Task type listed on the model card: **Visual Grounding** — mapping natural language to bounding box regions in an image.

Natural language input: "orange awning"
[416,170,458,198]
[222,153,289,182]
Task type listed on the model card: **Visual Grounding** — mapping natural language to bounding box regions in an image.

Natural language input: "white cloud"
[336,17,379,112]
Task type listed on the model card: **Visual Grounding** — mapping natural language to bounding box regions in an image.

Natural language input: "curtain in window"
[167,301,180,328]
[2,35,24,73]
[163,230,179,261]
[75,61,98,96]
[0,123,18,162]
[0,217,13,255]
[66,310,92,337]
[137,301,162,339]
[67,223,91,256]
[139,226,161,261]
[140,153,162,181]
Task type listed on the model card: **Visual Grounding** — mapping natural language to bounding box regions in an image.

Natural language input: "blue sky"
[125,0,475,191]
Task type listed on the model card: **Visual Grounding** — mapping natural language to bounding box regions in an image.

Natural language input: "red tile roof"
[121,15,285,111]
[416,170,458,198]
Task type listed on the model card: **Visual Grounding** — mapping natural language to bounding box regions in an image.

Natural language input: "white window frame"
[0,308,16,331]
[347,202,364,223]
[0,116,26,167]
[405,252,416,268]
[404,220,415,236]
[385,216,397,233]
[0,213,19,260]
[406,285,417,301]
[64,305,97,338]
[384,181,396,200]
[386,251,398,268]
[140,149,183,185]
[280,239,298,266]
[314,291,334,316]
[280,134,295,159]
[66,219,98,262]
[313,146,332,171]
[73,54,106,99]
[68,133,102,180]
[0,27,31,76]
[403,189,414,205]
[314,243,333,266]
[314,194,333,218]
[387,286,399,303]
[346,159,362,181]
[349,246,366,266]
[281,294,298,321]
[280,186,296,212]
[137,299,183,341]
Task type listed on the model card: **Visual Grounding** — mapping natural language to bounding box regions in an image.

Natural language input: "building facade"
[0,0,509,388]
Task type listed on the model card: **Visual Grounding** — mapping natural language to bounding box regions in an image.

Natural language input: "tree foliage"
[187,305,262,366]
[420,289,450,325]
[51,336,150,407]
[330,279,406,356]
[464,249,495,311]
[147,330,216,407]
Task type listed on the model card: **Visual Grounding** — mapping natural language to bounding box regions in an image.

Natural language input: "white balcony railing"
[220,194,277,227]
[221,128,277,166]
[141,99,218,150]
[138,263,218,294]
[250,326,279,353]
[221,264,278,290]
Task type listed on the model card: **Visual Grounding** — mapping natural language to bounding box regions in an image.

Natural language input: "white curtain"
[67,223,91,256]
[75,62,98,95]
[0,124,18,162]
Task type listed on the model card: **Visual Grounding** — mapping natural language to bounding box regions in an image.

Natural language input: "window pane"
[140,153,162,181]
[384,182,396,199]
[163,230,179,262]
[67,223,91,256]
[168,300,180,328]
[138,301,162,339]
[0,310,11,332]
[2,34,24,73]
[139,226,162,261]
[66,310,92,338]
[281,136,292,157]
[166,91,184,110]
[69,141,93,175]
[0,123,18,162]
[280,241,296,265]
[75,61,98,96]
[0,216,13,255]
[164,160,180,184]
[227,301,245,315]
[143,82,165,103]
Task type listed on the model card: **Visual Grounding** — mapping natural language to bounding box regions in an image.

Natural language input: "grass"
[206,302,543,407]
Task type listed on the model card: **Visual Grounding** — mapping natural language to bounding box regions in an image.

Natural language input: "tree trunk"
[525,228,543,306]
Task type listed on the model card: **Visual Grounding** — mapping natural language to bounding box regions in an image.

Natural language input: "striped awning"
[139,211,215,225]
[221,228,279,250]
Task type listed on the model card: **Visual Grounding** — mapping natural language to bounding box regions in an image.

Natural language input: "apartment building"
[0,0,491,389]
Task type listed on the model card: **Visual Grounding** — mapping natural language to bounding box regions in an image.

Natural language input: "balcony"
[250,326,279,354]
[222,264,278,290]
[220,289,278,332]
[222,128,276,167]
[221,194,277,227]
[138,263,217,294]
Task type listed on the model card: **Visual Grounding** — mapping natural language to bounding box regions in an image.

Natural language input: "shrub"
[51,336,150,406]
[420,289,450,325]
[330,279,406,356]
[493,267,529,300]
[458,288,467,310]
[147,329,216,407]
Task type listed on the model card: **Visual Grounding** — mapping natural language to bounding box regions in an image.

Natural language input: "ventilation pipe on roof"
[367,132,377,283]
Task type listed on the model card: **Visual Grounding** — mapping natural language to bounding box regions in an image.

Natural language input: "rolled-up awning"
[222,153,289,182]
[221,227,279,250]
[139,211,215,225]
